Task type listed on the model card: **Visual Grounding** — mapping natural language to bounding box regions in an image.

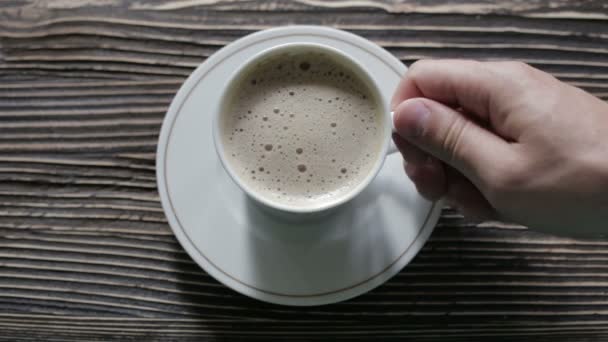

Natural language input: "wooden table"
[1,1,607,340]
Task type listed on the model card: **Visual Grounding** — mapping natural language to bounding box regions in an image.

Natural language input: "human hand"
[391,60,608,237]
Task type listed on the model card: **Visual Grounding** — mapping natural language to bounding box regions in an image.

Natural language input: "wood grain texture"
[1,0,608,340]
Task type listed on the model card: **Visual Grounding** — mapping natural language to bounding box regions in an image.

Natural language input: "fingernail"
[395,99,431,137]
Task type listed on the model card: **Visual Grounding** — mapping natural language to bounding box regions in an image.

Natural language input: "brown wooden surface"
[1,0,608,340]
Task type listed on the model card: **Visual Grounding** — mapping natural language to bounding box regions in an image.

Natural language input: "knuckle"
[508,61,534,74]
[508,61,554,83]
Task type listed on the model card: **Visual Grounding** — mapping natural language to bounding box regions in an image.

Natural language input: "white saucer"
[157,26,442,306]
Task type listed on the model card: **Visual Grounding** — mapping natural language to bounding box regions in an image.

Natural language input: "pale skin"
[391,60,608,237]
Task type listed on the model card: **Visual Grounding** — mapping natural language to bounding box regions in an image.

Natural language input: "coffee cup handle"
[387,111,399,155]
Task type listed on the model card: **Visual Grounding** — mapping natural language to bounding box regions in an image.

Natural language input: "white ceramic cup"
[213,42,397,218]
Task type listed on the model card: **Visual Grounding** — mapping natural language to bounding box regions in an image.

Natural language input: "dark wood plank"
[1,0,608,340]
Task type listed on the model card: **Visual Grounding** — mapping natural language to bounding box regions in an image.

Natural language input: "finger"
[393,97,515,188]
[391,66,423,110]
[391,59,518,137]
[404,158,447,201]
[394,133,448,201]
[444,166,498,221]
[392,133,429,164]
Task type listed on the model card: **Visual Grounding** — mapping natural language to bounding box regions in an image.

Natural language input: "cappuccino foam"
[220,51,384,208]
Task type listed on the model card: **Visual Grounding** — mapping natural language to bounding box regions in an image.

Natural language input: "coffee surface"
[220,50,384,208]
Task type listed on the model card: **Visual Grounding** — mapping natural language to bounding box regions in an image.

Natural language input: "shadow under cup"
[213,43,392,219]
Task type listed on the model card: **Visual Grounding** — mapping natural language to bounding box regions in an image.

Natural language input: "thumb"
[393,98,513,186]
